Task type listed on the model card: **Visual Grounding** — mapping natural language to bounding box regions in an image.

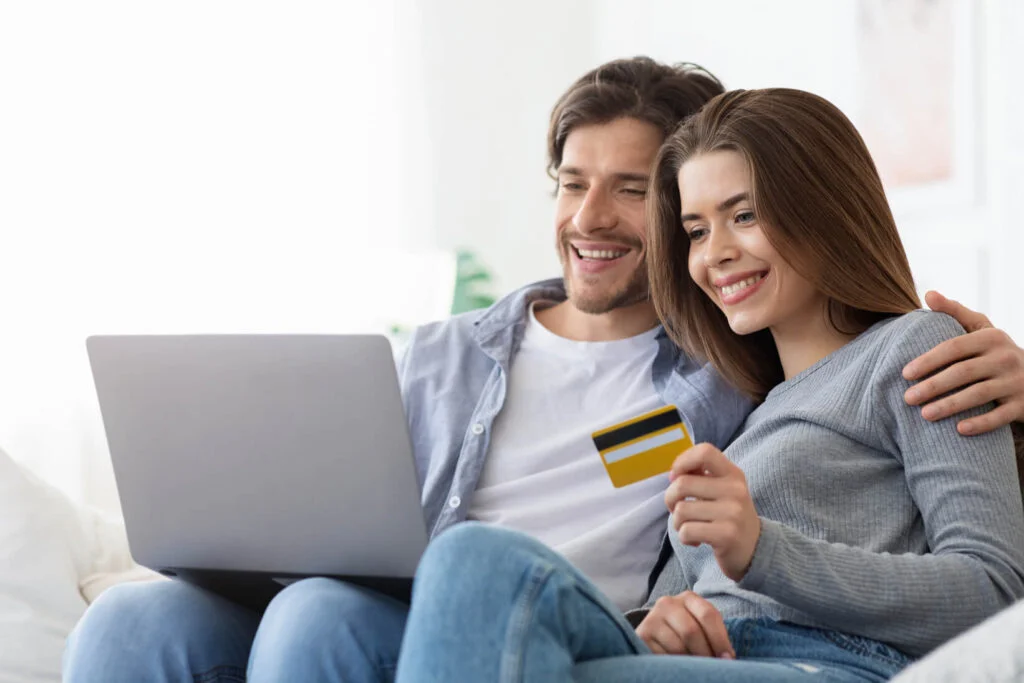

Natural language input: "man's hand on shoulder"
[635,591,735,659]
[902,291,1024,435]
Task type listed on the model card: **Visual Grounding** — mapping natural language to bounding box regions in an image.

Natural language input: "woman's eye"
[622,188,647,197]
[686,227,707,242]
[736,210,756,224]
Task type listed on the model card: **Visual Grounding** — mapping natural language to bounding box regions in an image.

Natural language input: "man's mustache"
[560,232,644,251]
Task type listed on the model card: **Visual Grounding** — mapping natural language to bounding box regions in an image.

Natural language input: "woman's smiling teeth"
[720,273,766,296]
[576,247,627,261]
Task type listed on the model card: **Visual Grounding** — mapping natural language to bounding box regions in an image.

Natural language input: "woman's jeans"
[395,523,913,683]
[62,576,409,683]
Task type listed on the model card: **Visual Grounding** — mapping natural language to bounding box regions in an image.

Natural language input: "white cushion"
[892,600,1024,682]
[0,448,156,683]
[0,449,92,682]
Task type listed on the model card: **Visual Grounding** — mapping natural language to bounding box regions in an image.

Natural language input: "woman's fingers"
[681,591,734,659]
[637,593,735,659]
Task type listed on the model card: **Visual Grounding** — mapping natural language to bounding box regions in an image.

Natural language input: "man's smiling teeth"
[576,248,627,260]
[720,274,765,296]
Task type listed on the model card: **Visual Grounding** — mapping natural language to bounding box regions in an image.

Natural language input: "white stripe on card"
[601,427,686,464]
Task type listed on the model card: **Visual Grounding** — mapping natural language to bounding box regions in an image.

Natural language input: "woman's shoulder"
[860,310,965,365]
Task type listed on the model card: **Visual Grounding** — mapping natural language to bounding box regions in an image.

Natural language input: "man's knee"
[263,578,375,627]
[257,577,406,646]
[65,579,254,681]
[69,581,183,650]
[250,578,408,680]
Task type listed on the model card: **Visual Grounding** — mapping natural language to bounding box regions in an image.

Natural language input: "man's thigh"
[64,579,260,683]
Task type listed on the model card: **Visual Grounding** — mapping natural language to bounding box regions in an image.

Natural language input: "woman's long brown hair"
[647,88,921,403]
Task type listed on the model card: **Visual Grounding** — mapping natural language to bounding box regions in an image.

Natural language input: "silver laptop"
[86,334,429,608]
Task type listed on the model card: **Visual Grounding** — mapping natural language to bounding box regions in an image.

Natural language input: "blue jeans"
[395,523,913,683]
[62,576,408,683]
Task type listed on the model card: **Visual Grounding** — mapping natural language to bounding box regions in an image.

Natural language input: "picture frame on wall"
[856,0,979,216]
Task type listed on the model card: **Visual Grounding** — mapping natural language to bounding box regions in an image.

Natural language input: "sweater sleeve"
[738,312,1024,657]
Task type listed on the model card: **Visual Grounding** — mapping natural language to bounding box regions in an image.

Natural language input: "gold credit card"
[593,406,693,488]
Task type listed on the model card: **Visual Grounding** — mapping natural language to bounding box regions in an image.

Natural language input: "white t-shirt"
[467,303,672,611]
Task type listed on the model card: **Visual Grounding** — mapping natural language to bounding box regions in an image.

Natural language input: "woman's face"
[678,150,826,337]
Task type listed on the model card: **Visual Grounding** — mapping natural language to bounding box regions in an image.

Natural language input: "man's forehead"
[559,118,663,176]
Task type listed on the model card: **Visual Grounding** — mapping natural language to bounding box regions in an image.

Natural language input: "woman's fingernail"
[720,651,735,660]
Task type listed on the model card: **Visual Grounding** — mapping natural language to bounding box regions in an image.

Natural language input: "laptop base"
[159,568,414,612]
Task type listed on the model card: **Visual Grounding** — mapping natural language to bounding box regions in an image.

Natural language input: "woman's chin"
[726,314,767,336]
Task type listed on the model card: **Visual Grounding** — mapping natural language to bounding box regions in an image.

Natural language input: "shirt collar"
[472,277,672,365]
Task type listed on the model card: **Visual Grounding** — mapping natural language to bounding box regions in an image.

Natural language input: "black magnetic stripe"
[593,409,682,452]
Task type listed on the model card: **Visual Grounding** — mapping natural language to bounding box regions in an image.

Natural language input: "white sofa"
[4,441,1021,683]
[0,448,158,683]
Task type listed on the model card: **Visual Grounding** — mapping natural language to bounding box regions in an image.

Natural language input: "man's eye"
[736,210,756,224]
[622,188,647,196]
[561,182,584,192]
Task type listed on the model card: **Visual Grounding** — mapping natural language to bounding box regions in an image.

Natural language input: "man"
[64,57,1024,683]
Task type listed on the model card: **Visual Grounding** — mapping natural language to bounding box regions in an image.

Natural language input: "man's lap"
[63,576,409,683]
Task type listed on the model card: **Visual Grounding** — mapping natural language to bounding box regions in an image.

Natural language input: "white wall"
[0,1,453,511]
[1,1,1021,511]
[591,0,1021,342]
[594,0,859,108]
[415,0,598,294]
[432,0,1022,340]
[985,0,1024,344]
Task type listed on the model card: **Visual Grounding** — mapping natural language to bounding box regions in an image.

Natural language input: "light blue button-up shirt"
[397,278,754,540]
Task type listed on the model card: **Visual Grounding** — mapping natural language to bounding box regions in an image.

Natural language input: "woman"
[393,89,1024,683]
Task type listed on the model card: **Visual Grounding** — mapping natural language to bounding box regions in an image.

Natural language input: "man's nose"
[572,189,616,233]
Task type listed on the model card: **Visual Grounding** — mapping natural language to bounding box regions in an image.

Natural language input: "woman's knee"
[416,522,553,591]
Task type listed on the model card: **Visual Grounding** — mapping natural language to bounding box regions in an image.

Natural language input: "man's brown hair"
[547,57,724,180]
[647,88,921,401]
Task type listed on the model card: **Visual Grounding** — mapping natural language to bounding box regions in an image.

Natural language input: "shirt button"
[448,496,461,509]
[471,423,485,435]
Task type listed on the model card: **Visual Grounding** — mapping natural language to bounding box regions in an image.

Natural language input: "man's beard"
[559,233,651,315]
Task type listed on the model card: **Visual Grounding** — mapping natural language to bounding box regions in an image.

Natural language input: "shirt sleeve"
[625,539,691,626]
[738,312,1024,657]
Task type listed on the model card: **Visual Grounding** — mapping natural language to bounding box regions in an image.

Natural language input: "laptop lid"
[86,334,429,583]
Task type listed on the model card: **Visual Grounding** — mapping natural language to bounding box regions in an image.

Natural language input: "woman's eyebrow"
[680,192,749,222]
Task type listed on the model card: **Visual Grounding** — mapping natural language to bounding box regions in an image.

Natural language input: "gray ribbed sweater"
[640,311,1024,658]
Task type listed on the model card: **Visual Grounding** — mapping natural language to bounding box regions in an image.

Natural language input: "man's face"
[554,117,663,315]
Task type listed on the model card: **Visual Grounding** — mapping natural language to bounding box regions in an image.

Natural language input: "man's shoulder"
[398,312,490,388]
[409,278,566,352]
[410,308,488,348]
[401,277,567,372]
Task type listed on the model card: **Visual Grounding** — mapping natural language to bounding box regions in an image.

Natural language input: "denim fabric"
[574,620,913,683]
[395,522,648,683]
[62,578,408,683]
[398,278,754,539]
[395,523,912,683]
[63,278,753,682]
